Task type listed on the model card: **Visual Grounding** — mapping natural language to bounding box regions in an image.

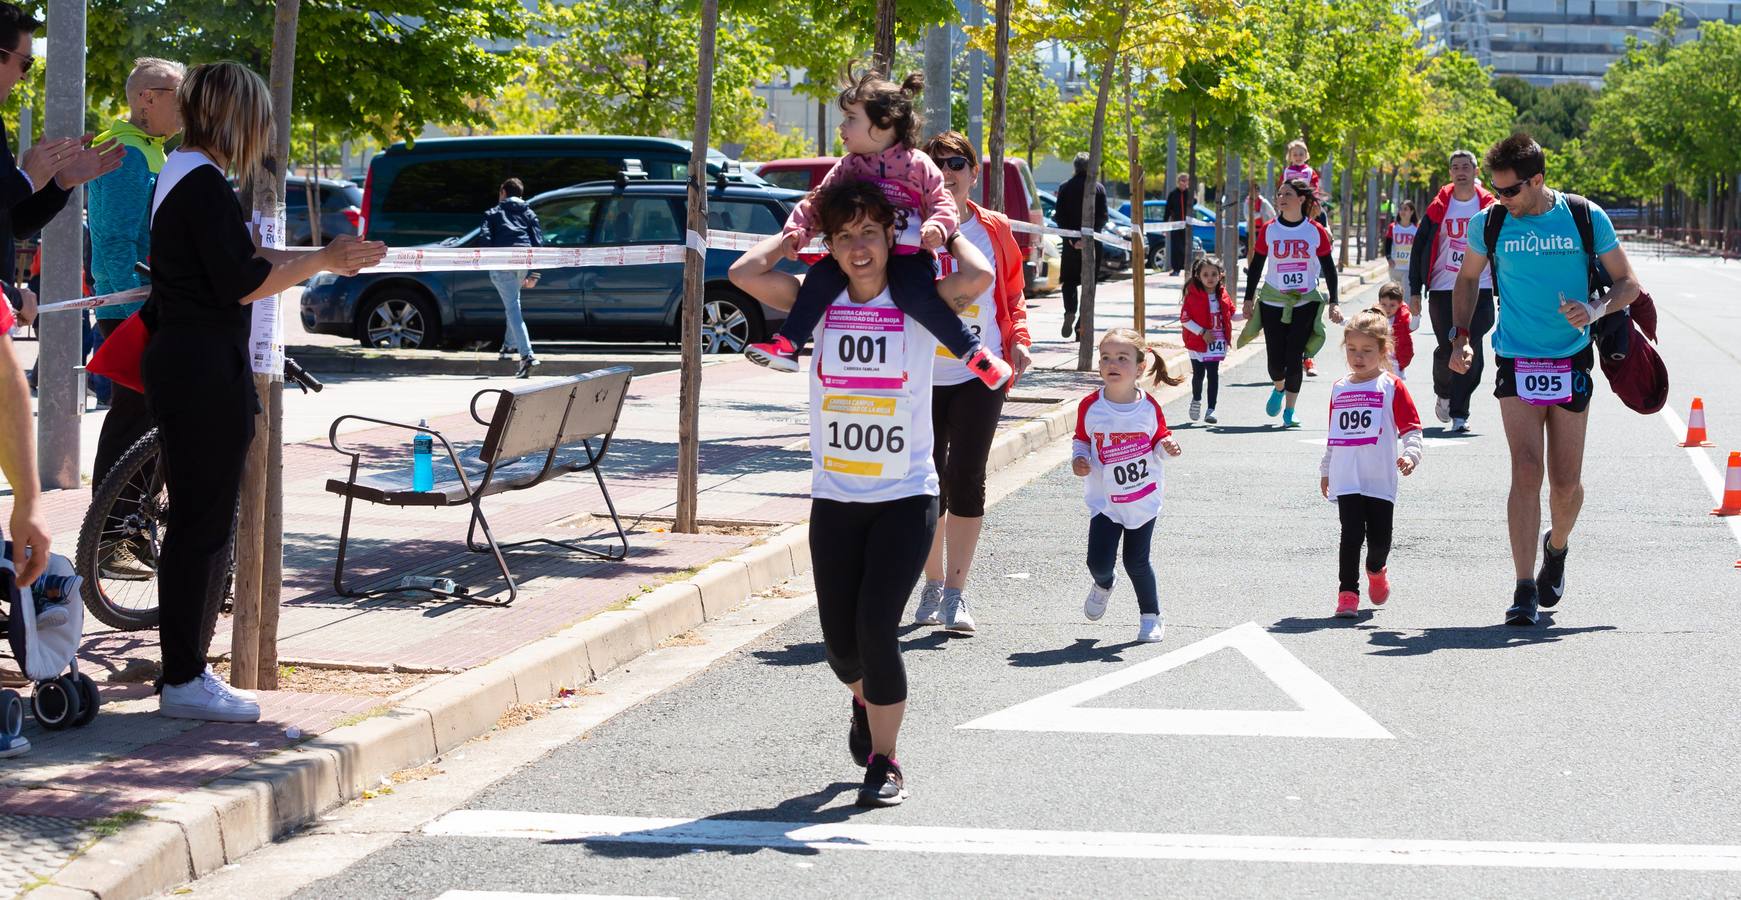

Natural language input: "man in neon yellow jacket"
[88,58,182,496]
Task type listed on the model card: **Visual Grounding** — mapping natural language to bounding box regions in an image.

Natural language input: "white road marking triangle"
[957,622,1392,739]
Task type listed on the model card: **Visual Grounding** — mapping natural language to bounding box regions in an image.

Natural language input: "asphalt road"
[267,247,1741,900]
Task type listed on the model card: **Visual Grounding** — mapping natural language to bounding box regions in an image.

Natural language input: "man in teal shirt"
[1451,133,1641,627]
[88,57,182,489]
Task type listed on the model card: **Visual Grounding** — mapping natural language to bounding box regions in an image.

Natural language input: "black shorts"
[1494,343,1595,414]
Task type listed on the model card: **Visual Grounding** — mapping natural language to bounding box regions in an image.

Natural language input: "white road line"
[1658,405,1741,552]
[422,812,1741,873]
[955,622,1392,739]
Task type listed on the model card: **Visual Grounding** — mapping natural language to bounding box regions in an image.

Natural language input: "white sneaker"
[941,589,976,634]
[35,602,70,629]
[1137,613,1166,643]
[1204,409,1218,424]
[1188,400,1201,421]
[1451,417,1469,433]
[913,580,944,625]
[1084,581,1114,621]
[1434,397,1451,424]
[0,733,28,758]
[160,666,261,723]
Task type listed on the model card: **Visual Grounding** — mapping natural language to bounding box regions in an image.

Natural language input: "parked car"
[302,178,806,352]
[1033,232,1062,295]
[756,154,1046,291]
[1116,199,1246,259]
[284,176,362,246]
[360,136,752,247]
[1038,190,1128,280]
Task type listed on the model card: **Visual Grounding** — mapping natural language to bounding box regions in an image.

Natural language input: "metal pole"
[1366,167,1379,261]
[676,0,719,534]
[1165,127,1177,189]
[967,0,984,153]
[922,24,951,142]
[39,0,85,490]
[1125,61,1143,331]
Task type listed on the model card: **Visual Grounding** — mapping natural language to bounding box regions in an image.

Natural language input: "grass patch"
[88,810,147,838]
[330,704,392,730]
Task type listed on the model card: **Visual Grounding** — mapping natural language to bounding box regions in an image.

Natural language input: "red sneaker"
[745,334,800,372]
[1304,357,1318,376]
[1335,590,1359,618]
[964,347,1012,390]
[1367,568,1391,605]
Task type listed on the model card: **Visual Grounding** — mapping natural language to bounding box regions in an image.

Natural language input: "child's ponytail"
[1147,349,1185,387]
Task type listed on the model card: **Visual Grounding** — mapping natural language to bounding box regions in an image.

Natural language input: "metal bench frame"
[325,367,633,606]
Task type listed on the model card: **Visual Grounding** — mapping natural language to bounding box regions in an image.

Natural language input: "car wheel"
[695,288,765,354]
[358,288,440,350]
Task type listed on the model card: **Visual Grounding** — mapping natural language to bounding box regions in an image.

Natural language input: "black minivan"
[359,135,749,247]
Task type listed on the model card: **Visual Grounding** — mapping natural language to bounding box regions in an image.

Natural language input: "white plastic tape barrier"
[1004,219,1209,254]
[36,229,814,315]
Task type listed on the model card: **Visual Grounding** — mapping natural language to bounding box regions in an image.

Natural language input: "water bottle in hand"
[413,419,434,492]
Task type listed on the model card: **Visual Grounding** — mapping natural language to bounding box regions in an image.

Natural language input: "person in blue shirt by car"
[480,177,543,377]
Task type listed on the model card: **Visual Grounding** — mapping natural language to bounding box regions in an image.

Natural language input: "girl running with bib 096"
[1179,256,1235,424]
[1320,311,1424,619]
[728,178,995,810]
[1073,329,1184,643]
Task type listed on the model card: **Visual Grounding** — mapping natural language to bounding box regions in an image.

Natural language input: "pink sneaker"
[1335,591,1359,618]
[1367,568,1391,605]
[745,334,800,372]
[964,347,1012,390]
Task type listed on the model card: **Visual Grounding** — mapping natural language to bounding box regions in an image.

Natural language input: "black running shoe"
[856,754,907,808]
[848,699,870,768]
[1061,315,1075,339]
[1506,583,1540,626]
[1536,532,1567,609]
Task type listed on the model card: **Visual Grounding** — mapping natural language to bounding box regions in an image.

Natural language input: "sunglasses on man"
[1491,178,1530,199]
[931,155,972,172]
[0,48,32,74]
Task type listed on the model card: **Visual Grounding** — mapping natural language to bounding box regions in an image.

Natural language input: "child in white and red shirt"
[1179,256,1236,423]
[1374,281,1416,379]
[1320,311,1424,618]
[743,69,1011,391]
[1072,328,1184,643]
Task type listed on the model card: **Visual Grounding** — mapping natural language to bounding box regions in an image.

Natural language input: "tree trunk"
[235,0,301,691]
[306,122,322,246]
[1125,61,1143,329]
[817,96,827,156]
[988,0,1010,212]
[1077,16,1127,372]
[676,0,720,534]
[1186,108,1198,208]
[874,0,896,77]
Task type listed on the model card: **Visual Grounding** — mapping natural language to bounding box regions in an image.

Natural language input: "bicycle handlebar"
[284,356,322,393]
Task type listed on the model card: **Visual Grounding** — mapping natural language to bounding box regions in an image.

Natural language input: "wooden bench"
[324,366,634,606]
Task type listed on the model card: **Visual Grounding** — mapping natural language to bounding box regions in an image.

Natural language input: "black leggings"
[1087,514,1159,615]
[809,495,939,706]
[1261,300,1321,393]
[1190,359,1220,408]
[932,380,1006,518]
[778,252,982,360]
[1336,494,1394,594]
[1428,289,1495,419]
[142,329,254,686]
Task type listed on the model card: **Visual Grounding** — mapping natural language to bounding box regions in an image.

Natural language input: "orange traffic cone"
[1714,451,1741,517]
[1679,397,1715,447]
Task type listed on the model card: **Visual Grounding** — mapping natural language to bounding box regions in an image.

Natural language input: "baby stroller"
[2,543,98,758]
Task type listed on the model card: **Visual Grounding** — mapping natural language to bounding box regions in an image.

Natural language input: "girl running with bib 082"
[1320,311,1424,619]
[1072,329,1184,643]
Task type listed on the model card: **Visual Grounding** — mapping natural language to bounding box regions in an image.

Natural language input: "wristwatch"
[1448,325,1469,343]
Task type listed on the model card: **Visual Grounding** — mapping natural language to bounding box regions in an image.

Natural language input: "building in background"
[1416,0,1738,86]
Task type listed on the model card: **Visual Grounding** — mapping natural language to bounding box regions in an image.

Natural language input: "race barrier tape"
[37,229,820,315]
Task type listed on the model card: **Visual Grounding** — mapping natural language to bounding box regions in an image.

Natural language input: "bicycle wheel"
[76,430,168,631]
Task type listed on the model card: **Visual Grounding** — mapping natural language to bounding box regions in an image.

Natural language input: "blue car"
[301,178,805,352]
[1116,199,1246,259]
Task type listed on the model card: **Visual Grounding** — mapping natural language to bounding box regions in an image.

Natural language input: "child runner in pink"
[744,68,1011,391]
[1073,329,1185,643]
[1320,311,1424,618]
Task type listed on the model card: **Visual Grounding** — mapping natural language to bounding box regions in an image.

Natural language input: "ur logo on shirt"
[1444,217,1468,241]
[1274,238,1312,259]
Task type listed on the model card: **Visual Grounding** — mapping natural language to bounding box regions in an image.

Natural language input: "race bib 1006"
[818,393,912,480]
[1328,389,1384,446]
[820,306,907,390]
[1516,358,1572,406]
[1098,437,1158,504]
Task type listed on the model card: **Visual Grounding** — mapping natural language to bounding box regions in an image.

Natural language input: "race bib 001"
[1328,389,1384,446]
[817,393,913,480]
[1516,358,1572,406]
[1098,437,1158,504]
[820,306,907,390]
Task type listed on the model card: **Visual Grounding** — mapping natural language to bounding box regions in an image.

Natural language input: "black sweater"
[143,164,272,348]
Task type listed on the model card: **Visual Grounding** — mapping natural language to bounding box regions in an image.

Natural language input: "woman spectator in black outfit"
[146,62,384,721]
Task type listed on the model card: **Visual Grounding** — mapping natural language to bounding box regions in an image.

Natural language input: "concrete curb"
[40,269,1395,898]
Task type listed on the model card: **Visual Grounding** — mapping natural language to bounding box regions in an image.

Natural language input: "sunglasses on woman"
[932,155,972,172]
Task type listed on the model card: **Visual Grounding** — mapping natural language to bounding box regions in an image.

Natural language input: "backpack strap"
[1563,192,1613,300]
[1482,202,1507,286]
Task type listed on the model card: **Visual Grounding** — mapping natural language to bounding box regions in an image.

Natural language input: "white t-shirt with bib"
[809,287,939,504]
[932,216,1003,386]
[1388,222,1418,268]
[1072,389,1170,529]
[1429,195,1493,291]
[1254,216,1333,302]
[1320,372,1424,503]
